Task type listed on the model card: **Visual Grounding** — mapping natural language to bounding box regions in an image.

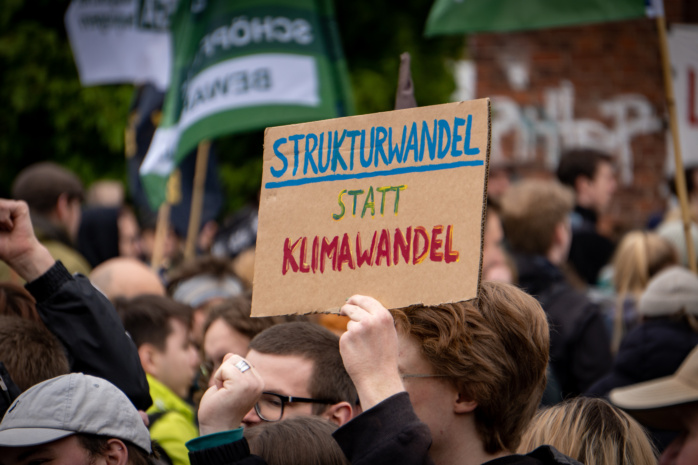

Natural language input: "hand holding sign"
[340,295,405,411]
[253,99,490,316]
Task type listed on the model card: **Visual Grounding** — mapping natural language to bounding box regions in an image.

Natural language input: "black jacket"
[189,393,581,465]
[334,393,581,465]
[586,318,698,452]
[24,261,152,410]
[587,318,698,396]
[515,254,611,397]
[568,206,615,285]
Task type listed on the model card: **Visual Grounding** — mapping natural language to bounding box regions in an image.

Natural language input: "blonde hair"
[499,179,575,255]
[611,231,677,351]
[518,397,657,465]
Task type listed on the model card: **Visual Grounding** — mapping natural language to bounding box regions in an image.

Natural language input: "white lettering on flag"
[178,54,320,130]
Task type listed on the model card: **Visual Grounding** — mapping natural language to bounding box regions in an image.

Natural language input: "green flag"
[425,0,663,36]
[140,0,353,210]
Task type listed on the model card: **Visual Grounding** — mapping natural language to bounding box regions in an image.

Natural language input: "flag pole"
[656,15,697,274]
[151,201,171,272]
[184,140,211,261]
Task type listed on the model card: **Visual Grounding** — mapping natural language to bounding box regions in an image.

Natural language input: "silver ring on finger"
[234,360,251,373]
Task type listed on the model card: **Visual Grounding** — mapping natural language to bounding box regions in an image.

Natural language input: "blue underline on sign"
[264,160,485,189]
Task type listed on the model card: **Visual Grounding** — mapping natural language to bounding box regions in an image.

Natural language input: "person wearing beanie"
[636,266,698,318]
[586,266,698,452]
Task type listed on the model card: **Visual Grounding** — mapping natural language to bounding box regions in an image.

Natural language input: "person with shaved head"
[90,257,165,301]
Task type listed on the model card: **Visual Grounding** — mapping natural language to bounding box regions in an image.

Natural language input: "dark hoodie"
[77,207,121,268]
[514,253,611,397]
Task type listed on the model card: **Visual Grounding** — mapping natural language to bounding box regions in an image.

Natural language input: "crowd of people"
[0,153,697,465]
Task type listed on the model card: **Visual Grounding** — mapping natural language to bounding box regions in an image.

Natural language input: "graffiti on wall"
[490,81,662,184]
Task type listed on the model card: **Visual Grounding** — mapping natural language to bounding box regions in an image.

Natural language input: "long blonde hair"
[518,397,657,465]
[611,231,677,352]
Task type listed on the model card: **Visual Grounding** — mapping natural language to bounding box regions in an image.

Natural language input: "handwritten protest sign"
[252,99,491,316]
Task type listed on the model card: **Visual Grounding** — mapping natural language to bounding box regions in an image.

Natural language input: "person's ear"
[574,175,589,195]
[54,193,71,222]
[138,343,160,377]
[102,438,129,465]
[453,392,477,414]
[553,221,565,247]
[322,401,354,427]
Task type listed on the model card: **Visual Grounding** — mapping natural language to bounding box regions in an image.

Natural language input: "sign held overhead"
[252,99,491,317]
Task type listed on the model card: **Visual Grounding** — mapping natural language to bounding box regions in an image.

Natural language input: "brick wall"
[470,0,697,233]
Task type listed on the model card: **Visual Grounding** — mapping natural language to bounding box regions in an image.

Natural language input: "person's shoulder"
[525,446,583,465]
[41,240,91,275]
[149,409,198,442]
[482,447,582,465]
[540,279,600,323]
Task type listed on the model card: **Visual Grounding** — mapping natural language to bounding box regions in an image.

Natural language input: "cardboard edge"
[477,98,492,306]
[251,308,342,318]
[393,294,479,314]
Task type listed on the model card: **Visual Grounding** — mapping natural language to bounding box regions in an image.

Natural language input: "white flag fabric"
[64,0,177,90]
[666,24,698,173]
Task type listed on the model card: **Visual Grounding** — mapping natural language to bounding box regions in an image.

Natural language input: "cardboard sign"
[252,99,491,316]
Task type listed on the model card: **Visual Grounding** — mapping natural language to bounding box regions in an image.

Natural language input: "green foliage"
[336,0,465,114]
[215,131,265,212]
[1,0,464,215]
[0,0,131,197]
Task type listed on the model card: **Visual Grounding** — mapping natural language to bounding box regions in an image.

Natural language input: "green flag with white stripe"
[425,0,664,36]
[140,0,353,210]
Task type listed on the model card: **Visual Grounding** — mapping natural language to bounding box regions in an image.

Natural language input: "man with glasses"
[183,323,356,464]
[335,281,580,465]
[187,283,578,465]
[241,322,357,427]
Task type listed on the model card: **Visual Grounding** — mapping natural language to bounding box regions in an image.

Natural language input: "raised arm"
[335,295,433,465]
[0,199,152,410]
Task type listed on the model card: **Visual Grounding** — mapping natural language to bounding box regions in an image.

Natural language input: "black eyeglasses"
[254,392,335,422]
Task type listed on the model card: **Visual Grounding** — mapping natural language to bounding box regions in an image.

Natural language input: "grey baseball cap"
[0,373,152,452]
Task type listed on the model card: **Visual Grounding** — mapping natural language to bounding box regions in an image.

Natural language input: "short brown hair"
[556,149,613,189]
[114,295,193,350]
[500,179,574,255]
[391,281,550,454]
[12,162,84,215]
[203,295,277,341]
[244,416,348,465]
[0,316,70,391]
[249,323,357,413]
[518,397,657,465]
[77,433,157,465]
[0,283,40,321]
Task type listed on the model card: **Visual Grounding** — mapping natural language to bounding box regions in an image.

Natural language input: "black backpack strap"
[147,410,169,429]
[151,441,174,465]
[147,411,174,465]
